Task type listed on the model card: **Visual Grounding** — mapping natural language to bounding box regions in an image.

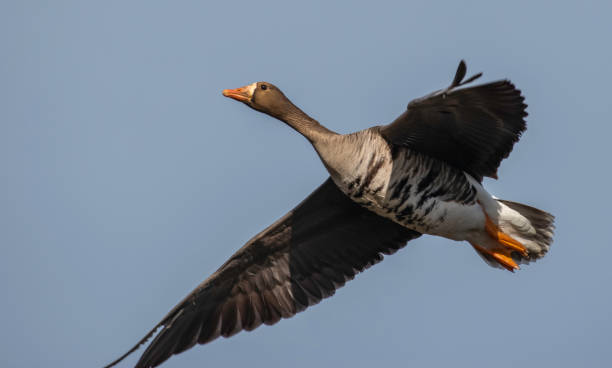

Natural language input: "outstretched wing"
[104,178,420,368]
[379,60,527,181]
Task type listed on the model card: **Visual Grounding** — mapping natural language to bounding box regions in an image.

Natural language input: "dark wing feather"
[103,178,420,368]
[380,60,527,181]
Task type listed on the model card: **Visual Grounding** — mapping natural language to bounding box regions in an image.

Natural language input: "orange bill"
[222,84,254,102]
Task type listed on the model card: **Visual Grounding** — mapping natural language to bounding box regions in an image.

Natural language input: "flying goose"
[104,61,554,368]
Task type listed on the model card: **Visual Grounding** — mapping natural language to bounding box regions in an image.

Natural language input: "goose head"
[222,81,335,143]
[223,82,291,118]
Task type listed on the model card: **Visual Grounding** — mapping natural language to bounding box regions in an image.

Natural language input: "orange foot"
[472,205,528,272]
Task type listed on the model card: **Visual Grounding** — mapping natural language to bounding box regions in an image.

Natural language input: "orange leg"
[472,244,519,272]
[472,202,528,272]
[483,213,528,258]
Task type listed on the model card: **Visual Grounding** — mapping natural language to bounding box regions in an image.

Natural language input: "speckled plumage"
[317,128,483,238]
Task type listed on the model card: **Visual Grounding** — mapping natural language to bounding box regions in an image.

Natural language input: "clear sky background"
[1,1,611,367]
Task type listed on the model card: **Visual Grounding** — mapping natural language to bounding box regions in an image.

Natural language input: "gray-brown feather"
[111,179,420,368]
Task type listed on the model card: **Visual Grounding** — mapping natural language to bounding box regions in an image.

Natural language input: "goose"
[104,61,554,368]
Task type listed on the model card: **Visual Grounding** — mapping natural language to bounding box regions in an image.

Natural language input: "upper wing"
[379,60,527,181]
[104,178,421,368]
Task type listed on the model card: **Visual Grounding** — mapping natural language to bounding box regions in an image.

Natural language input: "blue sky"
[1,1,611,367]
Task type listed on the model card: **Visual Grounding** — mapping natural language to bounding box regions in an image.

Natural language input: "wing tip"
[102,322,165,368]
[449,59,483,90]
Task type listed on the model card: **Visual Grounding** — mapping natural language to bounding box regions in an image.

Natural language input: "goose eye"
[260,84,267,90]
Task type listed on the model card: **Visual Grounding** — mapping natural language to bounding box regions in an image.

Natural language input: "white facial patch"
[246,82,257,98]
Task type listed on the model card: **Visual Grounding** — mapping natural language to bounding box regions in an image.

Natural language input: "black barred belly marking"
[346,149,477,233]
